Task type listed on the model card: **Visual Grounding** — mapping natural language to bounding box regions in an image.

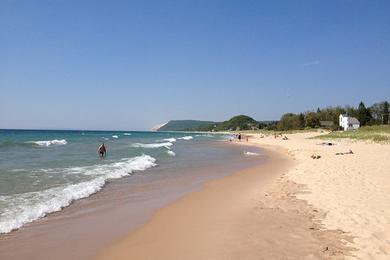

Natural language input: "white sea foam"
[32,139,67,147]
[167,150,176,156]
[131,142,173,149]
[195,134,213,137]
[123,133,132,136]
[112,135,119,139]
[159,138,176,143]
[244,151,260,156]
[0,154,156,234]
[102,137,109,140]
[178,136,193,140]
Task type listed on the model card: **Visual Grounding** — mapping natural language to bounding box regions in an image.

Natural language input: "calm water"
[0,130,235,234]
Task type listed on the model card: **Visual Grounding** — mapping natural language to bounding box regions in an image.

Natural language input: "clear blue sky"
[1,0,389,130]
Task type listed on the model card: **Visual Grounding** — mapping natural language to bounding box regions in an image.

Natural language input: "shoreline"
[0,140,261,260]
[97,142,351,259]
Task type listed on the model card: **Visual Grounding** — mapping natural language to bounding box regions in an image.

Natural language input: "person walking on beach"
[238,133,242,142]
[98,143,106,158]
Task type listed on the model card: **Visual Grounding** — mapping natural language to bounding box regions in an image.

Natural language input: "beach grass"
[315,125,390,142]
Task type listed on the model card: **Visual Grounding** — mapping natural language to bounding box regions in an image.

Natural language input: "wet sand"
[97,145,351,259]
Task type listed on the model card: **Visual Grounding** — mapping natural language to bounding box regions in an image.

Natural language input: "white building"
[339,114,360,131]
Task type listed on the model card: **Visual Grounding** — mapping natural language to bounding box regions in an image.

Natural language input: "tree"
[369,102,385,124]
[304,112,320,128]
[298,113,305,128]
[383,101,389,124]
[345,105,358,118]
[357,102,371,126]
[277,113,301,131]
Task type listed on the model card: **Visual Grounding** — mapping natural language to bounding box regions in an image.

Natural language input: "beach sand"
[97,144,352,260]
[245,132,390,259]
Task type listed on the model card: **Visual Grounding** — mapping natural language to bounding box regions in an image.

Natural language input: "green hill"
[157,120,216,131]
[216,115,258,131]
[155,115,268,131]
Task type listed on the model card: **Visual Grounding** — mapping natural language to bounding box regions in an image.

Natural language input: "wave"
[0,139,68,148]
[112,135,119,139]
[0,154,156,234]
[195,134,213,137]
[131,142,173,149]
[31,139,68,147]
[244,151,260,156]
[123,133,132,136]
[167,150,176,156]
[178,136,193,140]
[159,138,176,143]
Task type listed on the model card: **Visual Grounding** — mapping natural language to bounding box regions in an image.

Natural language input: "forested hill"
[156,120,216,131]
[155,115,276,131]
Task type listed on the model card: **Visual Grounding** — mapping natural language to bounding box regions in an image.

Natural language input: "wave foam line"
[160,138,176,143]
[244,151,260,156]
[178,136,193,140]
[0,154,156,234]
[31,139,67,147]
[167,150,176,156]
[131,142,173,149]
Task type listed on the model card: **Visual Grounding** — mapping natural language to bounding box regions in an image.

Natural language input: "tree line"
[268,101,389,131]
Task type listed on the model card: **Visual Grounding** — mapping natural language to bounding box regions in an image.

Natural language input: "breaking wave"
[244,151,260,156]
[31,139,68,147]
[131,142,173,149]
[178,136,193,140]
[0,154,156,234]
[167,150,176,156]
[159,138,176,143]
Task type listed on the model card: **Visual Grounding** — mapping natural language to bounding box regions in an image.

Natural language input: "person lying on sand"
[336,149,354,155]
[317,142,335,146]
[282,136,288,140]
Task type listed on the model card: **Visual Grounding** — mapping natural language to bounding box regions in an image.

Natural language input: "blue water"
[0,129,229,234]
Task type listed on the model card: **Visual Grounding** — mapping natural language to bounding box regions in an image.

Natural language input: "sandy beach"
[98,132,390,259]
[97,137,351,259]
[246,132,390,259]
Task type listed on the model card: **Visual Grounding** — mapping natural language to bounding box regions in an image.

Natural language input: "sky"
[1,0,389,130]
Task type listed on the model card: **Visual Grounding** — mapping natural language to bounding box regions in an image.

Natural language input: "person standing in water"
[98,143,106,158]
